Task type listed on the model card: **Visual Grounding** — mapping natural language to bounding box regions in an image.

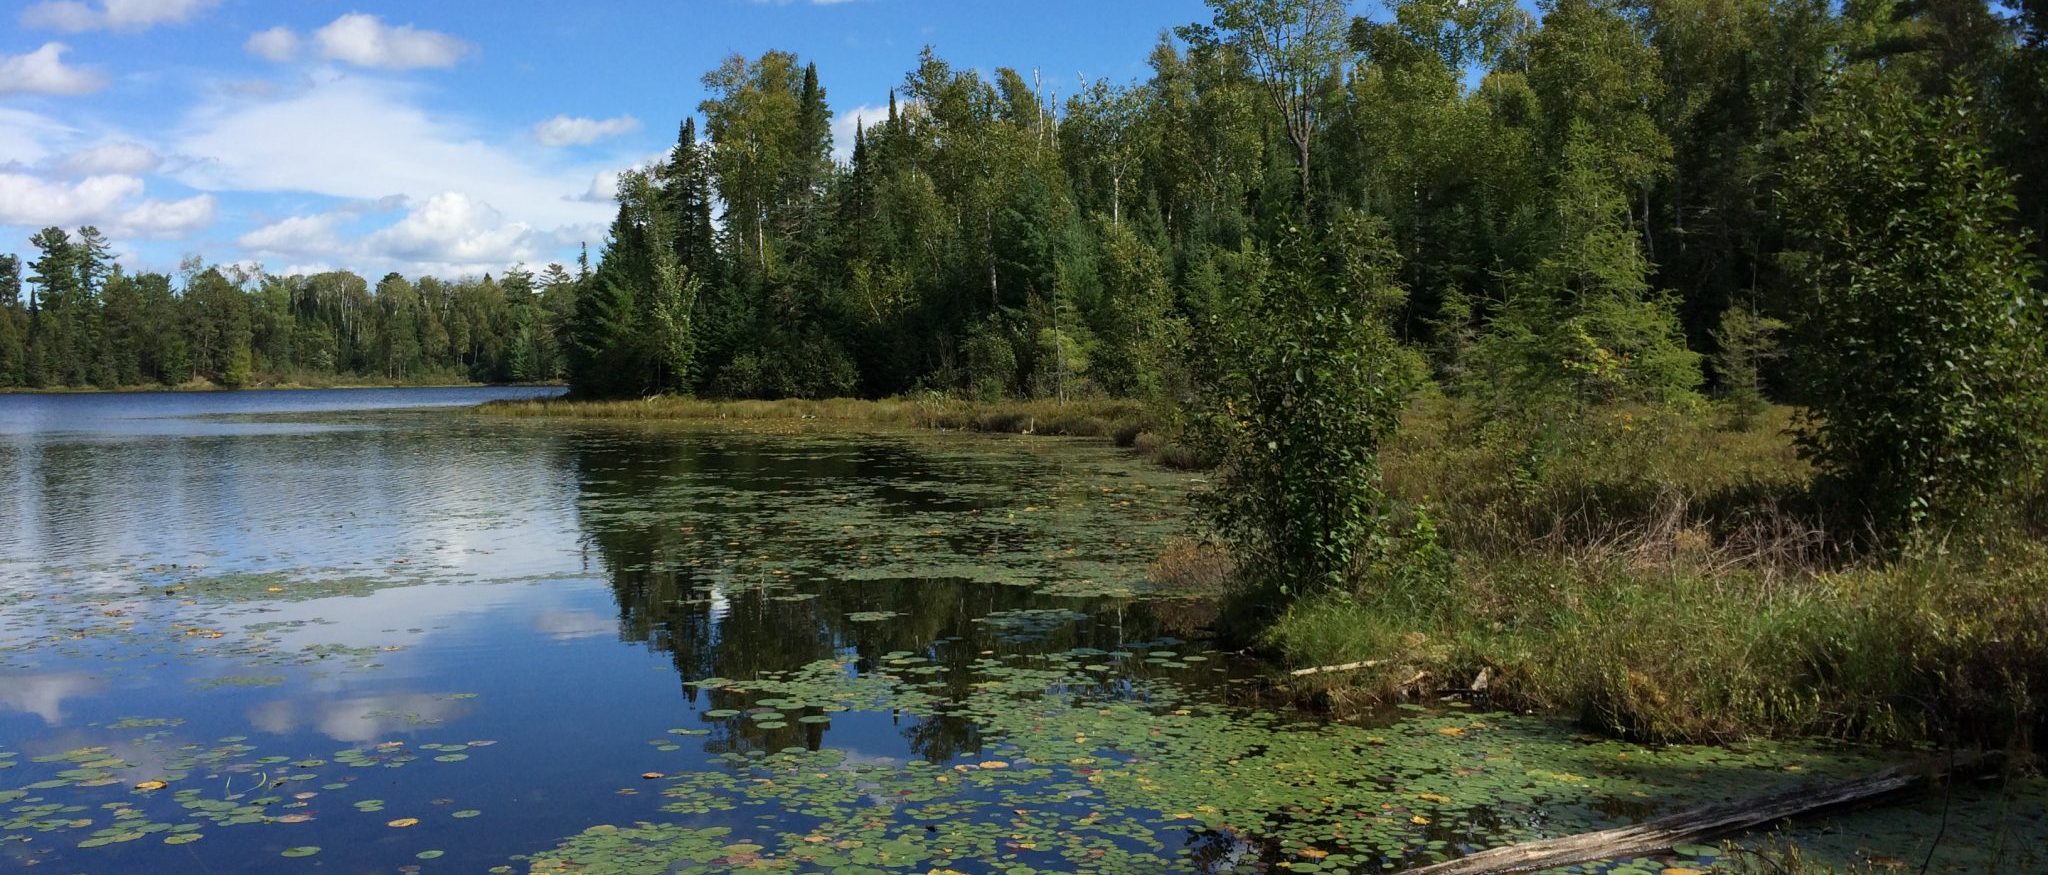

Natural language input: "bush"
[1783,75,2048,544]
[1194,220,1419,613]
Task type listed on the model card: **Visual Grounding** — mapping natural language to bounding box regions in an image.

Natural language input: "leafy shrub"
[1195,220,1418,611]
[1783,76,2048,543]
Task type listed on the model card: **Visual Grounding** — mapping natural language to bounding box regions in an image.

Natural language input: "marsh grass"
[482,394,1134,432]
[478,393,1217,466]
[1267,401,2048,747]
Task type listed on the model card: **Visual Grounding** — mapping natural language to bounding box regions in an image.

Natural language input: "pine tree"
[657,119,720,275]
[1468,125,1700,411]
[569,171,661,397]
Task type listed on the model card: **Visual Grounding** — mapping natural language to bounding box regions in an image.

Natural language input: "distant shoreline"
[0,380,566,396]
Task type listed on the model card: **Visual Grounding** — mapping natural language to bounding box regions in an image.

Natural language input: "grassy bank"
[478,393,1204,466]
[1249,401,2047,748]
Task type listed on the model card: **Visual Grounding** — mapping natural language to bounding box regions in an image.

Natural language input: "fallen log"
[1288,659,1387,677]
[1392,751,2005,875]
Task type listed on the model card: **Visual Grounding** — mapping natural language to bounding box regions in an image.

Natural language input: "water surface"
[0,389,2039,874]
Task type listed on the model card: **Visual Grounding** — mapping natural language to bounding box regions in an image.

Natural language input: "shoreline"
[1,380,567,396]
[475,394,1204,467]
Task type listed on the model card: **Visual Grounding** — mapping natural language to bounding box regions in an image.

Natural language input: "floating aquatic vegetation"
[971,608,1090,642]
[0,722,495,861]
[520,653,2046,875]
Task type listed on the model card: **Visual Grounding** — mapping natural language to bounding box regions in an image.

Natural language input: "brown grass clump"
[1146,540,1237,598]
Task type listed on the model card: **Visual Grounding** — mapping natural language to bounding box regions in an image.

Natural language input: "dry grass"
[1381,399,1825,575]
[1146,540,1237,597]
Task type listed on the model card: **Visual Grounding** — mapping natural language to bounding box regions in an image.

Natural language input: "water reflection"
[0,670,104,725]
[247,693,478,743]
[562,428,1211,764]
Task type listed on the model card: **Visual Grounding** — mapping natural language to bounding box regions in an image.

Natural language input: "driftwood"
[1392,751,2005,875]
[1288,659,1388,677]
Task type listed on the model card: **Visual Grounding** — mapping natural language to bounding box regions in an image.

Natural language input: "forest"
[0,235,580,389]
[6,0,2044,410]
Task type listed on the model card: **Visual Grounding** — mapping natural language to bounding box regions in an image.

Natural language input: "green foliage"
[1088,219,1182,400]
[959,323,1018,401]
[1467,125,1700,413]
[220,341,252,389]
[1783,74,2048,541]
[1196,221,1419,607]
[1710,305,1784,429]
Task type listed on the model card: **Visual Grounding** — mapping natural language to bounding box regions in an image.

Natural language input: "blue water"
[0,388,1214,874]
[0,386,565,436]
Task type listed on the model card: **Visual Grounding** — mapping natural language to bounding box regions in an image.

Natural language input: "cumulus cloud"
[174,74,611,230]
[118,193,214,237]
[532,114,641,147]
[572,150,670,204]
[21,0,216,32]
[0,43,108,96]
[247,15,470,69]
[237,193,573,277]
[325,14,469,69]
[0,173,143,225]
[52,141,161,176]
[0,172,214,238]
[243,26,299,62]
[831,103,892,162]
[366,192,532,263]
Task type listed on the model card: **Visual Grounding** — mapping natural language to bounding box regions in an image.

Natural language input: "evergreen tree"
[0,255,23,387]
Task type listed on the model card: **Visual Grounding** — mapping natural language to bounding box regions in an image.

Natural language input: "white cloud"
[0,43,108,96]
[238,193,574,277]
[237,213,343,255]
[0,173,143,226]
[366,192,532,263]
[576,169,623,203]
[573,150,670,204]
[831,103,891,162]
[53,141,161,176]
[118,193,213,237]
[246,15,471,70]
[0,107,79,167]
[0,172,212,238]
[532,114,641,147]
[312,14,471,70]
[21,0,216,32]
[173,74,612,231]
[243,26,299,62]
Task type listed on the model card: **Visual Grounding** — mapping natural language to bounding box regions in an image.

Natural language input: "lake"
[0,388,2039,874]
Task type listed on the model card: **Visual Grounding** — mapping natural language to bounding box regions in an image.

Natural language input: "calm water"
[0,390,2039,875]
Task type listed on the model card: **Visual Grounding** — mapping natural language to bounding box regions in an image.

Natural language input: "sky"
[0,0,1215,281]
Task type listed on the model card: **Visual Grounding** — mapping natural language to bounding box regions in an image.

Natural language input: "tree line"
[0,229,582,389]
[563,0,2047,413]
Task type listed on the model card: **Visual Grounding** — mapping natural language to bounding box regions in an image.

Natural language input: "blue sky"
[0,0,1216,280]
